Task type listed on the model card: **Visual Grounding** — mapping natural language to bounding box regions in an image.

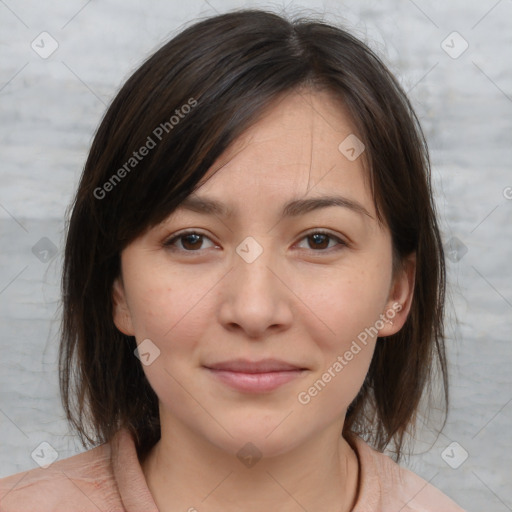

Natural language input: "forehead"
[180,89,375,222]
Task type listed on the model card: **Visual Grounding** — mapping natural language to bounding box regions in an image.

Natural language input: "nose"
[217,241,293,339]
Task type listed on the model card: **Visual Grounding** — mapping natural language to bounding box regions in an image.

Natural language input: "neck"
[141,418,360,512]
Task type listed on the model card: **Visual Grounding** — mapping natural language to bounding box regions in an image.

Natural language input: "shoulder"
[351,437,466,512]
[0,442,123,512]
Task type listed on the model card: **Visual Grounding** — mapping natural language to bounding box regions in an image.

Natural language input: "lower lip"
[206,368,304,392]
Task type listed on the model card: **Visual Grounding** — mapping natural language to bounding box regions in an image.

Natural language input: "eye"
[163,229,347,254]
[296,230,347,252]
[163,231,216,252]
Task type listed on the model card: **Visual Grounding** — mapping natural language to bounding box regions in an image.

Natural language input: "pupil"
[184,234,201,249]
[311,233,328,249]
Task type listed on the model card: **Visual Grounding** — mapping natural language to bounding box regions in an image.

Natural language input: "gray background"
[1,0,511,510]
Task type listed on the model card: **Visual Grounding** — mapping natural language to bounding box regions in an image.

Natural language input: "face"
[112,88,415,458]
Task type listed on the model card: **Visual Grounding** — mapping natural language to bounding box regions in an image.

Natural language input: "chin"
[205,416,310,460]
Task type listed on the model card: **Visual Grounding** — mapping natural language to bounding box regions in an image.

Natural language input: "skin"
[112,88,415,512]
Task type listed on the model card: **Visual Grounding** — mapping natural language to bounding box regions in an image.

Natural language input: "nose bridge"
[220,234,291,334]
[232,234,280,296]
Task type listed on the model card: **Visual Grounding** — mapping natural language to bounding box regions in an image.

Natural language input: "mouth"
[203,358,308,393]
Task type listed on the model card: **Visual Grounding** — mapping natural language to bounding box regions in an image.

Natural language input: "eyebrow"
[176,194,373,220]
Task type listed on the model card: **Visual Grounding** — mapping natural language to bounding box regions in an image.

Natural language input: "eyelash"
[163,229,348,255]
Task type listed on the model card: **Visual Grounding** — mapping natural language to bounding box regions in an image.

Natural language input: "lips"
[204,358,306,373]
[204,358,307,393]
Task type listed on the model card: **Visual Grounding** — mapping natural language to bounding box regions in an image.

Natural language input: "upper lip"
[205,358,306,373]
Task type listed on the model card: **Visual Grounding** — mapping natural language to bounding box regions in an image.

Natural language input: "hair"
[59,8,448,463]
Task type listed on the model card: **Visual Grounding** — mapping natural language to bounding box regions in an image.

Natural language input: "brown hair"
[60,8,448,462]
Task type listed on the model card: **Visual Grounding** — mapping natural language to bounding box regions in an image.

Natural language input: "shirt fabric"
[0,428,466,511]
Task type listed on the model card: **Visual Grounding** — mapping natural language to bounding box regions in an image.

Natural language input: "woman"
[0,8,465,511]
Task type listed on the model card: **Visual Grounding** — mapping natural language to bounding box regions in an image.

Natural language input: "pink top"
[0,429,465,511]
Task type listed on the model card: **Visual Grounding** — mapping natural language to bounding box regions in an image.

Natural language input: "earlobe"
[112,277,135,336]
[378,253,416,338]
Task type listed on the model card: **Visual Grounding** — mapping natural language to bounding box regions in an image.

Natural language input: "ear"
[112,276,135,336]
[377,252,416,337]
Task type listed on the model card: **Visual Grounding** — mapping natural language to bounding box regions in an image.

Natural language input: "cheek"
[295,276,383,417]
[296,344,375,429]
[123,267,214,370]
[124,274,211,407]
[124,263,200,337]
[302,262,391,348]
[293,261,390,409]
